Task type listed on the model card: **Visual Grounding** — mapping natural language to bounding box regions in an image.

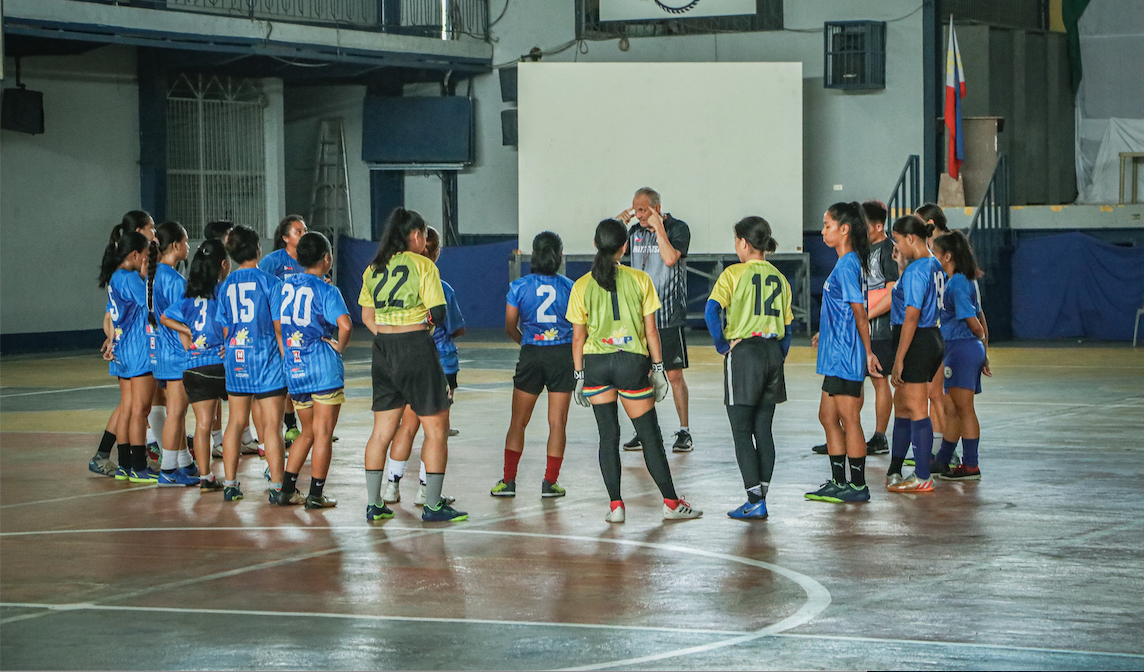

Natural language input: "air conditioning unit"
[824,21,886,91]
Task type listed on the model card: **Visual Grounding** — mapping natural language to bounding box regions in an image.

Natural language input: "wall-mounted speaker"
[499,66,518,103]
[1,87,45,135]
[501,109,517,146]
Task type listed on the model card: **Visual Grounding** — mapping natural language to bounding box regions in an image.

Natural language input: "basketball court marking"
[0,384,119,399]
[774,633,1144,661]
[0,484,158,509]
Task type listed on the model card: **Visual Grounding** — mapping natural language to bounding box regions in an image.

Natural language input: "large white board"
[518,62,803,256]
[600,0,757,22]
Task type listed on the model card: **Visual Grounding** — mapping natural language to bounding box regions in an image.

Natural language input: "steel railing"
[967,153,1011,276]
[74,0,490,40]
[886,154,921,228]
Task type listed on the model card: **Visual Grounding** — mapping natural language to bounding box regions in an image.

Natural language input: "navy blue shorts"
[943,338,986,393]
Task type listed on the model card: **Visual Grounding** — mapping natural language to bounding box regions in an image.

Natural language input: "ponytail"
[932,229,983,279]
[99,230,149,289]
[186,239,228,299]
[146,239,160,327]
[892,214,935,240]
[591,219,627,292]
[371,207,426,272]
[914,203,948,235]
[827,201,871,275]
[733,216,778,254]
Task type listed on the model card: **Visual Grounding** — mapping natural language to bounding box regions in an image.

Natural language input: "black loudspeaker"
[501,109,517,146]
[499,66,517,103]
[1,87,45,135]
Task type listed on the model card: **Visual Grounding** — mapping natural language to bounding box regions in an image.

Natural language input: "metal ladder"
[308,118,353,283]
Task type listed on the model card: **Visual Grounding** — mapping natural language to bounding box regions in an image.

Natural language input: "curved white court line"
[0,524,831,669]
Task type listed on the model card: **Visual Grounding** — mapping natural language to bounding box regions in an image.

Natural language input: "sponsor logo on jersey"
[114,328,123,341]
[287,331,304,348]
[192,335,207,350]
[150,336,156,350]
[293,350,302,364]
[601,327,633,346]
[534,328,560,342]
[944,366,953,379]
[235,349,245,363]
[231,328,250,346]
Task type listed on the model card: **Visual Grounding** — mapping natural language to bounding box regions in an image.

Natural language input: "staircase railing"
[886,154,921,226]
[967,153,1011,275]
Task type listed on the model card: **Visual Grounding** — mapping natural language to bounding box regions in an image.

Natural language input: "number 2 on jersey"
[751,274,782,317]
[280,284,314,327]
[371,266,410,309]
[535,285,557,323]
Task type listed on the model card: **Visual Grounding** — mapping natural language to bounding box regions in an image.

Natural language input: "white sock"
[178,448,193,468]
[202,472,216,483]
[148,407,167,445]
[388,459,407,482]
[419,461,427,485]
[212,429,224,447]
[680,426,689,433]
[161,449,180,470]
[241,425,254,444]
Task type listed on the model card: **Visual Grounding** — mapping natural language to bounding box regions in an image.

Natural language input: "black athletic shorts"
[891,325,945,384]
[372,330,450,416]
[583,351,653,400]
[228,387,287,400]
[183,364,228,404]
[514,343,575,395]
[659,326,689,371]
[822,375,864,398]
[724,337,787,407]
[868,338,894,379]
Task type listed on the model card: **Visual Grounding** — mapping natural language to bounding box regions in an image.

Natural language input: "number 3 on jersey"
[280,285,314,327]
[371,266,410,309]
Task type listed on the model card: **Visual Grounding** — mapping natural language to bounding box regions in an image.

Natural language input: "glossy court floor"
[1,333,1142,670]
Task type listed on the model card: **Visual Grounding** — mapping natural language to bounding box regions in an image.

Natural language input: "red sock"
[504,448,523,482]
[663,498,680,509]
[610,500,624,511]
[544,455,563,484]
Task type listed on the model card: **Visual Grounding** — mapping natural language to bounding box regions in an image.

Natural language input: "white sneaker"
[414,484,426,506]
[383,480,401,504]
[211,443,223,458]
[663,499,702,520]
[886,473,904,488]
[605,504,625,523]
[240,439,259,455]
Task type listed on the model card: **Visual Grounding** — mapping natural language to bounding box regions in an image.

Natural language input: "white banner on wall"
[600,0,757,22]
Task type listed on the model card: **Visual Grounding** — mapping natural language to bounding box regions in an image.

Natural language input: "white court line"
[0,384,119,399]
[0,484,157,509]
[0,602,747,637]
[775,633,1144,660]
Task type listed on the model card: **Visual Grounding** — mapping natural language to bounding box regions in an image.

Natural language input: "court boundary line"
[774,632,1144,660]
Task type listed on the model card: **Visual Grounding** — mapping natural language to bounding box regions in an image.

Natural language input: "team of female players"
[90,197,988,523]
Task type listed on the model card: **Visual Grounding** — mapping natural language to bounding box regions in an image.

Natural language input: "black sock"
[131,445,147,472]
[888,456,905,477]
[746,488,763,504]
[309,478,325,499]
[284,412,297,431]
[849,456,866,487]
[117,443,130,468]
[631,407,678,501]
[282,471,299,495]
[829,454,847,484]
[97,430,116,458]
[873,431,886,440]
[592,401,622,502]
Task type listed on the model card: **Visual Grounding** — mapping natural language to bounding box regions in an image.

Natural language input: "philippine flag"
[945,18,967,179]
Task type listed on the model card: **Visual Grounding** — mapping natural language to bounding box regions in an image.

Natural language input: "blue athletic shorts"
[943,338,986,393]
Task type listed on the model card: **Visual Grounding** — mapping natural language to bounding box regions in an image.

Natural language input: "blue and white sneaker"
[183,463,200,478]
[89,455,117,477]
[157,468,200,487]
[727,500,769,520]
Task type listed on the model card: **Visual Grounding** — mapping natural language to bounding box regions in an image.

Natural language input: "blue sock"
[911,418,934,479]
[962,438,980,468]
[891,417,911,458]
[936,439,958,466]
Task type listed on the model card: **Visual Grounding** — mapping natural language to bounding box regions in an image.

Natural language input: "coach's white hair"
[634,187,660,207]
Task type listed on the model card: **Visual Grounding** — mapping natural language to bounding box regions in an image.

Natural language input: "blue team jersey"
[433,281,466,375]
[940,273,981,342]
[258,248,303,281]
[891,278,906,326]
[816,251,866,382]
[507,273,574,346]
[279,273,349,394]
[148,263,189,380]
[163,293,225,368]
[107,269,151,378]
[216,267,285,394]
[900,256,944,329]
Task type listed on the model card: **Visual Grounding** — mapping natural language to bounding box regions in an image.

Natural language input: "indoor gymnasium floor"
[1,334,1142,671]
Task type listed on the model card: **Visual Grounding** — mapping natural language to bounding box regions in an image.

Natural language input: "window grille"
[166,74,267,239]
[824,21,886,91]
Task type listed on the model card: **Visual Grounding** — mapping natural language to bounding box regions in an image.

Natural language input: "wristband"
[651,362,665,373]
[574,370,584,380]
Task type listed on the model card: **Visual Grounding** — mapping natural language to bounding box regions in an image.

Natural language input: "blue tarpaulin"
[1011,232,1144,340]
[337,236,519,329]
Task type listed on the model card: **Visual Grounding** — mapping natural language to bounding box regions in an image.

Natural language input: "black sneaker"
[268,488,306,506]
[812,443,828,455]
[622,435,642,451]
[866,434,889,455]
[200,477,224,492]
[540,480,566,498]
[930,460,952,479]
[671,430,694,453]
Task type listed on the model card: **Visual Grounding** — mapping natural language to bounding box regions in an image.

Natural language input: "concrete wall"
[1,46,141,336]
[454,0,927,236]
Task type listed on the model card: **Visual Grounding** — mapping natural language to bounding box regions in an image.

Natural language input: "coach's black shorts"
[372,330,450,417]
[891,325,945,384]
[184,364,228,404]
[514,343,575,395]
[867,338,894,379]
[822,375,864,398]
[724,337,787,407]
[583,351,653,399]
[659,326,689,371]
